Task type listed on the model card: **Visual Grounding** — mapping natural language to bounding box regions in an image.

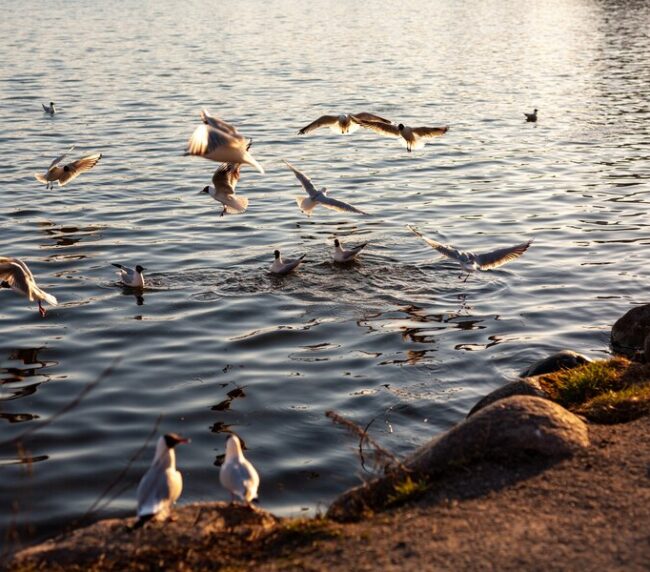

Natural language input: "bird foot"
[38,303,47,318]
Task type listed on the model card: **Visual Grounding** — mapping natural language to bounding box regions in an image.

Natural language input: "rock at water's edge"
[611,304,650,358]
[519,350,592,378]
[467,377,549,417]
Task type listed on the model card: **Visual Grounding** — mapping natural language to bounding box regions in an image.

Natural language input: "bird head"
[164,433,190,448]
[225,434,243,458]
[398,123,405,131]
[199,185,211,195]
[334,238,340,247]
[274,250,280,259]
[135,265,145,273]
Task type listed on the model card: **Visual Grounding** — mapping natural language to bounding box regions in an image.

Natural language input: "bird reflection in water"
[120,286,144,306]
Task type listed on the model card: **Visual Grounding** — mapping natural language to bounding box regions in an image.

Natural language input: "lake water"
[1,0,649,548]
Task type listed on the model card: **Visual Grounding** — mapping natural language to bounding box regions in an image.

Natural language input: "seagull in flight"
[112,263,146,288]
[42,102,56,115]
[270,250,305,275]
[219,434,260,504]
[333,238,367,262]
[356,120,448,152]
[34,146,102,188]
[0,257,57,317]
[524,109,538,122]
[185,109,264,173]
[199,142,252,216]
[298,112,392,135]
[283,160,367,217]
[135,433,189,526]
[408,226,532,282]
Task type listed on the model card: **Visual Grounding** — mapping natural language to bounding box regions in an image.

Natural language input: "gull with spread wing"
[298,112,392,135]
[283,160,367,217]
[0,257,58,317]
[408,226,532,282]
[357,119,449,152]
[34,146,102,189]
[135,433,189,527]
[185,109,264,174]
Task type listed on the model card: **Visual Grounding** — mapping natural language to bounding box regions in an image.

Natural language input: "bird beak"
[180,437,190,445]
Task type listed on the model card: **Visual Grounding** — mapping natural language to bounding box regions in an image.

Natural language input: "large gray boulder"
[467,377,549,417]
[519,350,591,377]
[329,396,589,521]
[611,304,650,358]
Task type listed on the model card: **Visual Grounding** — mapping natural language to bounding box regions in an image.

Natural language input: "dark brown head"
[201,185,210,194]
[274,250,280,259]
[164,433,189,448]
[334,238,340,247]
[135,265,145,273]
[398,123,404,131]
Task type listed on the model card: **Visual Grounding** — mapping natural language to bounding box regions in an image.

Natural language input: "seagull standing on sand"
[34,147,102,188]
[333,238,367,262]
[136,433,189,525]
[42,102,55,115]
[408,226,532,282]
[185,109,264,174]
[270,250,305,275]
[356,120,449,152]
[298,112,392,135]
[283,160,367,217]
[199,142,253,216]
[219,435,260,504]
[113,263,146,288]
[524,109,538,122]
[0,257,57,317]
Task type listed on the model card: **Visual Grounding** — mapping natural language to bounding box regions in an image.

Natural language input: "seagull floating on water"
[283,160,367,217]
[0,257,57,317]
[333,238,367,262]
[270,249,305,275]
[113,263,146,288]
[219,434,260,504]
[136,433,189,526]
[524,109,538,122]
[199,142,252,216]
[298,112,392,135]
[34,146,102,188]
[42,102,55,115]
[185,109,264,174]
[356,119,449,152]
[408,226,532,282]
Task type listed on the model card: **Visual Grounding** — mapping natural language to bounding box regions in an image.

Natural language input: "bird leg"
[220,207,226,217]
[38,301,47,318]
[463,273,471,283]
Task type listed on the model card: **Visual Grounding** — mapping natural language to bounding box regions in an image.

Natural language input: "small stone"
[611,304,650,358]
[520,350,592,378]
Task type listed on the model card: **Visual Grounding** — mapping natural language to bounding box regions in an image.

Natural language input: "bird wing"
[186,124,241,157]
[281,255,305,273]
[357,120,400,137]
[212,163,239,194]
[345,243,368,259]
[49,145,75,169]
[318,193,367,215]
[298,115,339,135]
[408,226,461,260]
[411,126,449,138]
[200,109,239,135]
[283,160,318,198]
[57,153,102,186]
[42,104,49,112]
[353,112,392,124]
[474,240,532,270]
[136,464,171,517]
[0,260,31,297]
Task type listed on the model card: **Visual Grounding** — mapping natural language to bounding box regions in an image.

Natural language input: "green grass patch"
[578,384,650,424]
[385,475,430,508]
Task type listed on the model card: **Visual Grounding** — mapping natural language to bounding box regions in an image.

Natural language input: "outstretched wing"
[283,160,318,199]
[200,109,239,135]
[411,126,449,139]
[408,226,461,260]
[357,120,400,137]
[474,240,532,270]
[298,115,339,135]
[212,163,240,194]
[58,153,102,186]
[49,145,75,169]
[353,112,392,124]
[0,259,31,297]
[319,194,367,215]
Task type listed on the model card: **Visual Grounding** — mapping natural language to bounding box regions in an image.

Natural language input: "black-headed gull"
[185,109,264,174]
[0,257,57,317]
[136,433,189,525]
[283,160,367,217]
[408,226,532,282]
[270,249,305,275]
[113,263,146,288]
[219,435,260,504]
[34,147,101,188]
[42,102,55,115]
[298,112,391,135]
[356,120,449,152]
[524,109,538,122]
[333,238,367,262]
